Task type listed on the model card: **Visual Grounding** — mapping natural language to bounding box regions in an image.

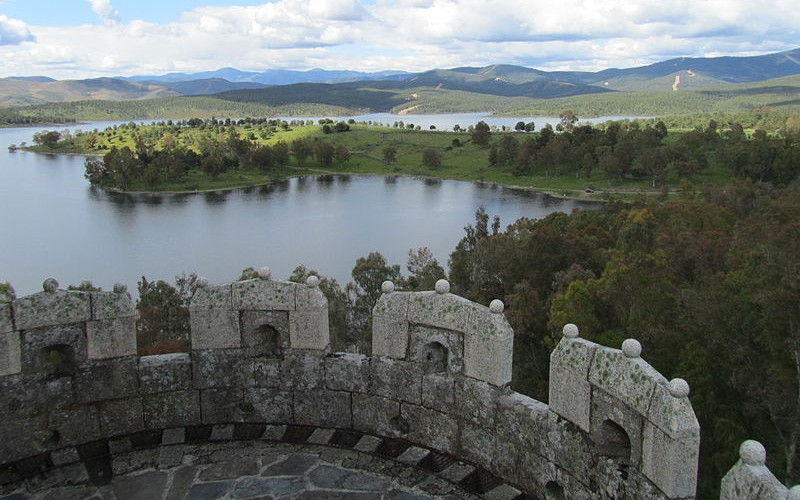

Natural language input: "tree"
[558,109,578,132]
[335,145,351,167]
[471,121,491,146]
[291,138,311,166]
[422,147,441,169]
[272,140,290,167]
[32,130,61,148]
[515,121,526,132]
[314,140,335,168]
[136,276,190,355]
[348,252,401,350]
[405,247,445,290]
[382,146,397,166]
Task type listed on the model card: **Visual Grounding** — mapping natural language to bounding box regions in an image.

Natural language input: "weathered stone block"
[370,356,422,404]
[86,317,136,359]
[90,290,134,320]
[139,353,192,394]
[720,461,789,500]
[240,310,289,358]
[641,421,700,498]
[543,412,595,484]
[324,352,370,393]
[0,414,47,463]
[454,377,501,428]
[242,388,292,423]
[143,390,200,428]
[97,397,145,436]
[201,388,244,424]
[352,393,400,437]
[371,292,411,359]
[409,325,464,374]
[588,346,667,416]
[460,421,515,479]
[232,279,296,310]
[496,392,550,459]
[21,324,87,378]
[549,338,597,432]
[401,403,458,455]
[192,348,252,389]
[49,406,100,446]
[14,290,91,330]
[463,306,513,387]
[294,389,352,428]
[0,330,21,376]
[421,372,455,413]
[290,285,329,350]
[279,350,324,391]
[250,356,281,388]
[189,284,239,349]
[0,303,13,333]
[407,291,472,333]
[75,357,139,403]
[590,387,644,466]
[50,446,80,467]
[646,383,700,440]
[0,374,75,417]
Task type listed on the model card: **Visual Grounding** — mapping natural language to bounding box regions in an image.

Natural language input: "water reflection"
[2,140,601,297]
[204,191,228,204]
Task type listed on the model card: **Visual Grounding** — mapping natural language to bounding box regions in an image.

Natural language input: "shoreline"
[16,148,631,201]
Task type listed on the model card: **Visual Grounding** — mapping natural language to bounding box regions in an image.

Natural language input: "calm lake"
[0,115,605,297]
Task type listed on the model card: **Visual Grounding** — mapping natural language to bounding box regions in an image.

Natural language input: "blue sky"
[1,0,268,25]
[0,0,797,79]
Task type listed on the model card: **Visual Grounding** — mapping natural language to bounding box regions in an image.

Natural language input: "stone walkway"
[1,441,488,500]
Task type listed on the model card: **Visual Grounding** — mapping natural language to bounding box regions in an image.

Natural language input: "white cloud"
[0,15,36,45]
[85,0,121,26]
[0,0,797,78]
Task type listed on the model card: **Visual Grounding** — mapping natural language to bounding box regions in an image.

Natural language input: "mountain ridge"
[1,48,799,109]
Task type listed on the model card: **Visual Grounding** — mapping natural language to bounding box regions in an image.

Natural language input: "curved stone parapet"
[549,325,700,498]
[720,440,799,499]
[0,276,735,499]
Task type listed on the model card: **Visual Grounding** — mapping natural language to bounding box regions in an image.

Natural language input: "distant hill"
[122,67,410,86]
[146,78,267,96]
[1,48,799,116]
[0,77,178,106]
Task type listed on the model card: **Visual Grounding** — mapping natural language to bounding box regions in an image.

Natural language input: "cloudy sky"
[0,0,798,79]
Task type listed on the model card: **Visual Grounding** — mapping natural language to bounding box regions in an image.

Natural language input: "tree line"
[474,116,800,187]
[79,119,354,189]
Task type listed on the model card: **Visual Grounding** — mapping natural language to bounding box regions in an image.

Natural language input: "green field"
[26,114,787,199]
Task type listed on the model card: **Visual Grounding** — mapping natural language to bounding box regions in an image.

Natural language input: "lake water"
[0,117,602,298]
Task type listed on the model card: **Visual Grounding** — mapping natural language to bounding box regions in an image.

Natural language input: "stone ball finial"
[562,323,579,339]
[435,279,450,295]
[113,282,127,294]
[43,278,59,293]
[788,485,800,500]
[739,440,767,466]
[489,299,504,314]
[667,378,691,398]
[306,275,320,288]
[381,281,395,294]
[257,267,271,280]
[196,276,209,288]
[622,338,642,358]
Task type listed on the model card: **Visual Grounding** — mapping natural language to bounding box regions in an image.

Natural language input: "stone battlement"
[1,273,798,499]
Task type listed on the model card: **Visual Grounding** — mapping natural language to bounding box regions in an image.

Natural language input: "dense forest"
[4,112,800,497]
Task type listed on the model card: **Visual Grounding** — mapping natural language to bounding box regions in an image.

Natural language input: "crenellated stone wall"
[1,273,798,499]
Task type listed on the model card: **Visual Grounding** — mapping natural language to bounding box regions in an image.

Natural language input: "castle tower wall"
[2,275,793,498]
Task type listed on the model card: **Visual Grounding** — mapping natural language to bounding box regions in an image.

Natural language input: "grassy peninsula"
[20,111,800,199]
